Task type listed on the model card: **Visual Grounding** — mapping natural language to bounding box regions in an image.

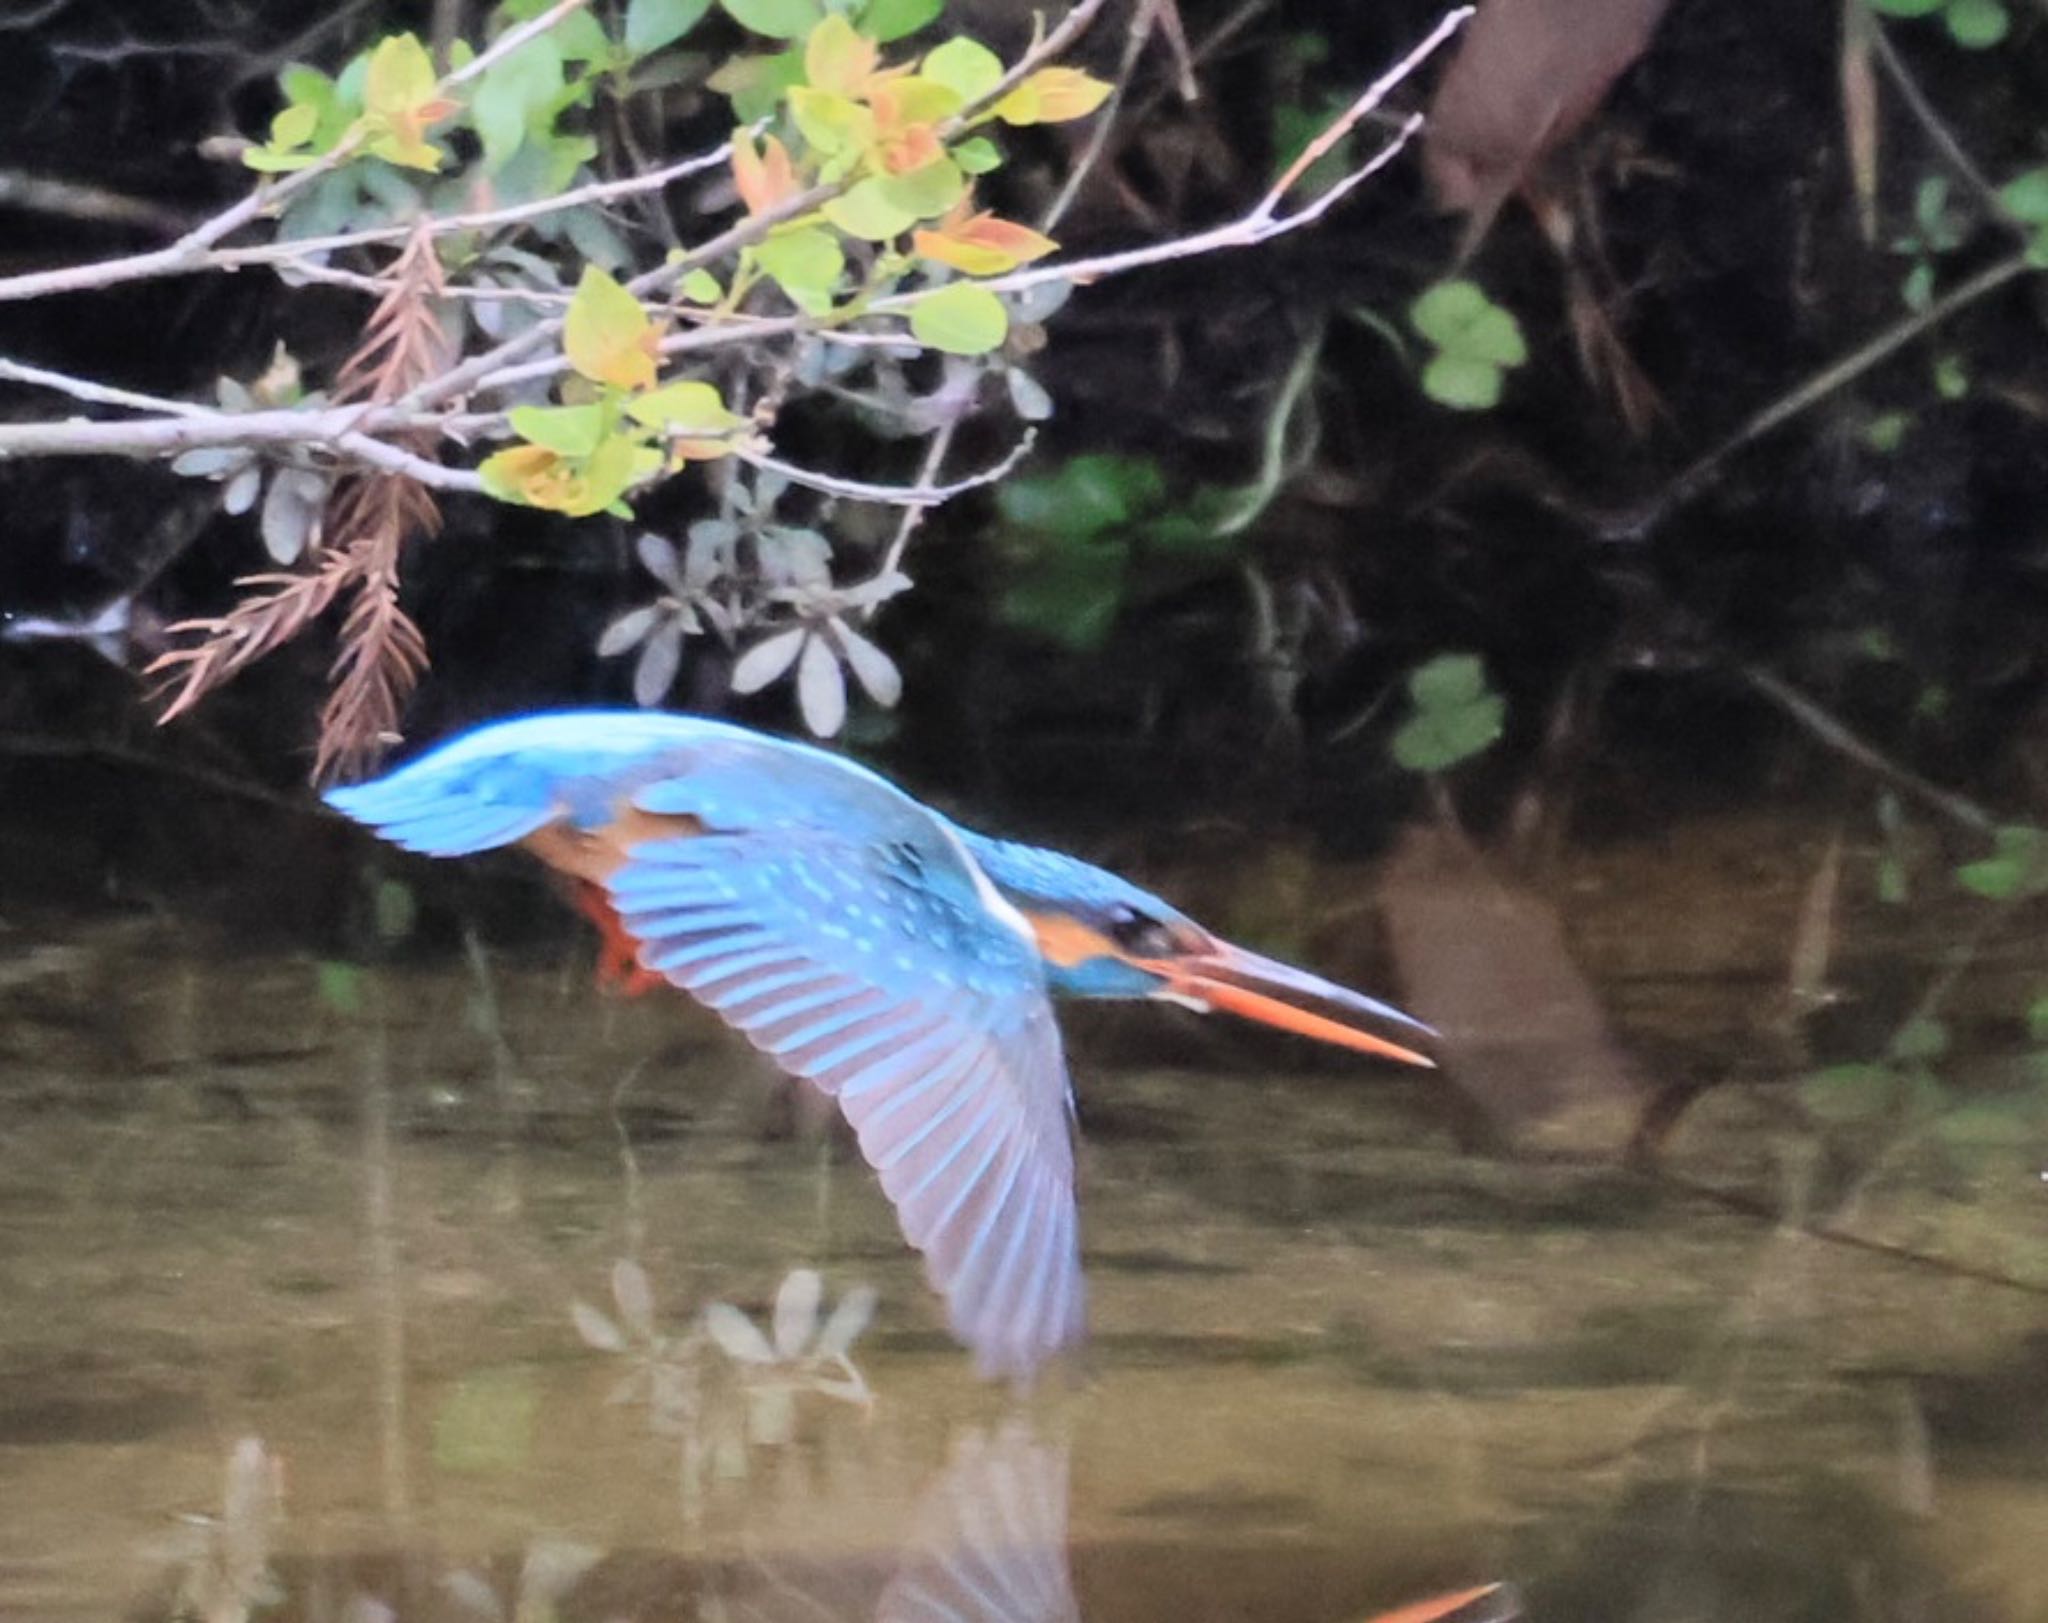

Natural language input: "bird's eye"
[1106,907,1179,959]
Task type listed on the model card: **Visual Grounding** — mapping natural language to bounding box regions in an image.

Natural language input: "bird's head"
[965,836,1436,1069]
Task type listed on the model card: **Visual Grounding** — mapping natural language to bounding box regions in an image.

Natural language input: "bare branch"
[0,0,593,305]
[444,0,590,89]
[739,430,1036,509]
[210,138,736,272]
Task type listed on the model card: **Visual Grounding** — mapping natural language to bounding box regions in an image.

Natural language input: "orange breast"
[520,804,704,885]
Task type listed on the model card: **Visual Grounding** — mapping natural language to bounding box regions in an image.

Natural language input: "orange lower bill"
[1180,974,1435,1067]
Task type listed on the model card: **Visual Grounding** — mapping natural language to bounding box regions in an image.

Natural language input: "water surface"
[1,844,2044,1622]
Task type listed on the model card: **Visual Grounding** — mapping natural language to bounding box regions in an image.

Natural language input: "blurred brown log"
[1423,0,1671,249]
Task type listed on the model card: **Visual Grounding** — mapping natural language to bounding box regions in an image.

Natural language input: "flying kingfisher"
[325,710,1434,1374]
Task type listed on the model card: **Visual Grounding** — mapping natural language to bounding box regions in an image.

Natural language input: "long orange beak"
[1144,940,1437,1068]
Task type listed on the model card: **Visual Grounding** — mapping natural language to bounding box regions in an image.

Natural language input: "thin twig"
[443,0,590,89]
[1739,663,1998,834]
[1628,250,2031,532]
[0,357,212,419]
[210,138,734,272]
[0,0,590,305]
[739,430,1034,507]
[1865,18,2003,214]
[876,415,964,588]
[1043,0,1169,232]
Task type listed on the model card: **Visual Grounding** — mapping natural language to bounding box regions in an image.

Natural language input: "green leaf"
[280,64,336,110]
[787,86,874,155]
[824,176,919,239]
[1997,167,2048,224]
[754,225,846,308]
[432,1366,540,1474]
[999,535,1126,651]
[316,959,363,1016]
[996,454,1162,539]
[1944,0,2008,47]
[244,146,322,174]
[711,47,806,120]
[723,0,825,40]
[1934,1098,2038,1148]
[877,155,966,220]
[1888,1015,1950,1064]
[1866,0,1945,14]
[472,33,564,171]
[1799,1063,1902,1122]
[680,267,724,302]
[1411,278,1526,366]
[1410,279,1492,345]
[2026,995,2048,1045]
[625,379,744,432]
[1862,410,1910,453]
[909,282,1008,354]
[1409,652,1488,710]
[626,0,713,54]
[1391,695,1505,773]
[1393,653,1504,772]
[1421,353,1505,410]
[953,135,1002,174]
[373,878,417,942]
[1932,352,1968,399]
[1956,824,2048,899]
[270,101,319,149]
[860,0,943,40]
[563,265,657,389]
[509,402,607,456]
[921,36,1003,101]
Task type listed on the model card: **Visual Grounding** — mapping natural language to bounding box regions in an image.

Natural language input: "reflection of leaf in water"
[433,1366,540,1474]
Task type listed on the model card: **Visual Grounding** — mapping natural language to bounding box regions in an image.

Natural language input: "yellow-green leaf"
[680,267,724,302]
[626,379,744,433]
[803,13,878,97]
[909,282,1007,354]
[364,33,436,117]
[753,225,845,309]
[994,65,1111,125]
[878,155,965,220]
[869,74,963,126]
[921,36,1002,102]
[508,402,606,456]
[271,101,319,149]
[564,265,658,390]
[787,86,874,156]
[824,176,919,240]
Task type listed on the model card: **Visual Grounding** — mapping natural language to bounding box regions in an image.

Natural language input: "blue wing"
[325,711,1087,1374]
[607,817,1085,1377]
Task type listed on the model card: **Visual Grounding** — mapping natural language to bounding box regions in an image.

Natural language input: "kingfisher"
[325,710,1434,1375]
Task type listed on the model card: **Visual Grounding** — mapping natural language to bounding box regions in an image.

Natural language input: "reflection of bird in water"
[720,1423,1516,1623]
[708,1424,1075,1623]
[876,1427,1078,1623]
[327,710,1435,1375]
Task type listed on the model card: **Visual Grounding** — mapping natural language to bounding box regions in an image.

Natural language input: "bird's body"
[327,710,1433,1374]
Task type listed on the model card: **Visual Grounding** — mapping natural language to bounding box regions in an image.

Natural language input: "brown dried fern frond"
[313,465,438,783]
[150,222,452,784]
[150,554,357,724]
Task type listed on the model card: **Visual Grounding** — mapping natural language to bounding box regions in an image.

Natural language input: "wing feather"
[606,824,1084,1377]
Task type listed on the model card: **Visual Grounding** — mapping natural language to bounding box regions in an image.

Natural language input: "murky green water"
[3,837,2045,1622]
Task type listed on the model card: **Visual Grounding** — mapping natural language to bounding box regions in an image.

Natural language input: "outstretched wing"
[324,712,1086,1375]
[605,818,1085,1377]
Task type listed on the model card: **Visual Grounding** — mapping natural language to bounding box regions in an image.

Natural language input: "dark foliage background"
[3,0,2045,865]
